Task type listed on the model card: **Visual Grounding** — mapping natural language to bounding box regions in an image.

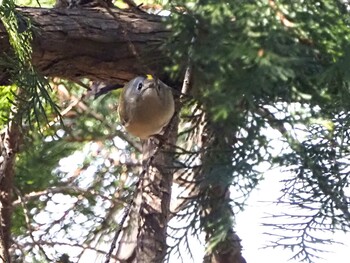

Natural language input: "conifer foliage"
[0,0,350,262]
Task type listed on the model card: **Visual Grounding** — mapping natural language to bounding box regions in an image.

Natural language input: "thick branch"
[0,7,171,85]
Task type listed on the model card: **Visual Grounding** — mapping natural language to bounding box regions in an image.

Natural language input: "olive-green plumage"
[118,76,175,139]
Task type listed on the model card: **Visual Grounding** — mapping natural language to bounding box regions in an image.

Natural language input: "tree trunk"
[199,120,247,263]
[0,7,171,85]
[0,118,21,263]
[116,123,177,262]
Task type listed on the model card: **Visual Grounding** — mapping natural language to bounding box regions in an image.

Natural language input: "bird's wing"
[118,93,129,126]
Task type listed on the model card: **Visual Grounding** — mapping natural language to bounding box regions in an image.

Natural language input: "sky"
[164,165,350,263]
[235,169,350,263]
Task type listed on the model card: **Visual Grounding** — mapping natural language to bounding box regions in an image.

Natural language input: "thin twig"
[104,195,133,263]
[12,185,117,207]
[13,187,52,262]
[104,141,162,263]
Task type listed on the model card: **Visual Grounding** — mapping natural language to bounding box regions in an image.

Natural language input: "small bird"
[118,75,175,139]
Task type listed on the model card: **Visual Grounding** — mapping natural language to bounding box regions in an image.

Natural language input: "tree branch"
[0,7,172,85]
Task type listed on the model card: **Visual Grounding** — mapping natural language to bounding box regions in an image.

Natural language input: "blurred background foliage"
[1,0,350,262]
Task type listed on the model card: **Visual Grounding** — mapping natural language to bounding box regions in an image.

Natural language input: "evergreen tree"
[0,0,350,262]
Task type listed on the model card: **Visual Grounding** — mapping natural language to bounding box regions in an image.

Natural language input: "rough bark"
[0,118,21,263]
[0,7,171,85]
[198,118,247,263]
[116,121,177,262]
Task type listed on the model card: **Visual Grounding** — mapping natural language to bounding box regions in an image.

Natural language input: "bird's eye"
[137,82,143,91]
